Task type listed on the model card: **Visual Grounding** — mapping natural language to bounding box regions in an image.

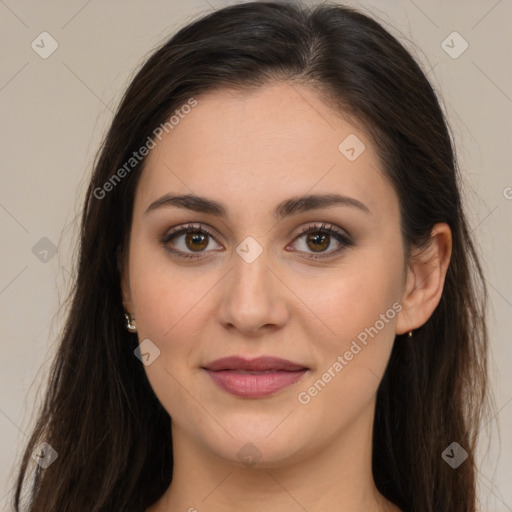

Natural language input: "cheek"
[128,257,204,416]
[128,243,220,376]
[128,236,203,338]
[292,243,403,411]
[295,274,399,420]
[297,250,402,345]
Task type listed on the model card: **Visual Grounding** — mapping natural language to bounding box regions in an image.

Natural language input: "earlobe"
[395,223,452,335]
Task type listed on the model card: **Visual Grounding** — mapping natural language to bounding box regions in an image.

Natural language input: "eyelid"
[292,222,352,242]
[162,222,217,241]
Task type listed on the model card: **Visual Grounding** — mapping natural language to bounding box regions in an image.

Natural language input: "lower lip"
[204,369,308,398]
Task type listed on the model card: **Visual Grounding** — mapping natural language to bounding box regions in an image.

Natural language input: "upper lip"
[202,356,309,372]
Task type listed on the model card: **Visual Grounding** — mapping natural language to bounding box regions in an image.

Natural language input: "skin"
[121,82,452,512]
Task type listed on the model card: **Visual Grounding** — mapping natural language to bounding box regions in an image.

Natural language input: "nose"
[216,245,289,336]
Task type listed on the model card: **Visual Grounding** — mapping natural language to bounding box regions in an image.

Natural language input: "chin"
[203,425,313,470]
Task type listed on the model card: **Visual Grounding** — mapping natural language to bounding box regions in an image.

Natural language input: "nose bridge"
[234,239,270,294]
[217,236,287,333]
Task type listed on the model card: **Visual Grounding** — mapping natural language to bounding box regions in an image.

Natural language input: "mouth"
[202,356,310,398]
[202,355,309,372]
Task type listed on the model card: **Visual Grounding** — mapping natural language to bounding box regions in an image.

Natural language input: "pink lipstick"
[202,356,309,398]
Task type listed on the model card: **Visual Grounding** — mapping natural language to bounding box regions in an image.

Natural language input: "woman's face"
[122,82,407,467]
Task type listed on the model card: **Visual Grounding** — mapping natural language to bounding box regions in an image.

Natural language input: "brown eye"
[304,231,330,252]
[290,223,354,259]
[161,222,354,261]
[161,224,222,259]
[184,231,209,251]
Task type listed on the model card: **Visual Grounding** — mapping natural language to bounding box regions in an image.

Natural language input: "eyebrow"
[144,192,372,219]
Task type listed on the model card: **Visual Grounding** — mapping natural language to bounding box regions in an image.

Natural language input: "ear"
[395,223,452,335]
[117,246,133,314]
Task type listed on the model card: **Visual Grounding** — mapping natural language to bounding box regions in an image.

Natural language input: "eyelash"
[160,222,354,260]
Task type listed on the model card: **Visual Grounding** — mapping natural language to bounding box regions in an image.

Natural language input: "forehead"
[136,82,397,221]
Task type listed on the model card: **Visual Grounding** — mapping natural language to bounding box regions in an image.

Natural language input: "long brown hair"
[11,2,493,511]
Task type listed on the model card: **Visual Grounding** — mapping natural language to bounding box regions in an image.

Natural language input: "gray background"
[0,0,511,510]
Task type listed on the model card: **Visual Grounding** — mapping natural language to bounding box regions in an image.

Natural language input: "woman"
[12,2,492,511]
